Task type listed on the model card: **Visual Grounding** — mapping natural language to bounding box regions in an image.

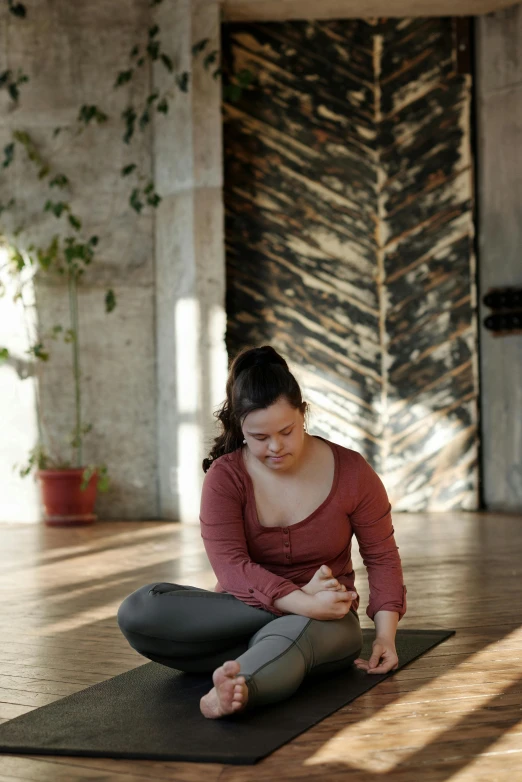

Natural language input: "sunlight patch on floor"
[304,625,522,774]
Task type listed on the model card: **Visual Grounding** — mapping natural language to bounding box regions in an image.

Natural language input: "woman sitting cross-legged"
[117,344,407,718]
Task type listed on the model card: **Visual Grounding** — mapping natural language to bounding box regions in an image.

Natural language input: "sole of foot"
[200,660,249,719]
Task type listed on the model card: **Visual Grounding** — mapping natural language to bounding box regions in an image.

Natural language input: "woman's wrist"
[374,609,399,642]
[273,589,315,617]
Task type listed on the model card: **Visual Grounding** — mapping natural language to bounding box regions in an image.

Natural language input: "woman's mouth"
[269,454,287,461]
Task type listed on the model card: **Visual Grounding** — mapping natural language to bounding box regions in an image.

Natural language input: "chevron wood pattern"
[222,18,478,511]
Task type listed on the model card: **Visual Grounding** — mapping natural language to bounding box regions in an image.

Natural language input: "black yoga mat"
[0,628,454,765]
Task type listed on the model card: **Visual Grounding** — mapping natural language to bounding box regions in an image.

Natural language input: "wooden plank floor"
[0,512,521,781]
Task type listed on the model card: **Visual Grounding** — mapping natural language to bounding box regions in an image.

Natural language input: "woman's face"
[241,397,306,472]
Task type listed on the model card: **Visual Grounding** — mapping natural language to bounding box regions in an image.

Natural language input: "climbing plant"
[0,0,255,484]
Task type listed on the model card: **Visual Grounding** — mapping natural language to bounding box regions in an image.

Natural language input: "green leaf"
[147,40,160,60]
[130,189,143,214]
[89,235,99,246]
[68,214,82,231]
[122,107,136,144]
[38,164,50,179]
[78,105,108,125]
[237,69,254,87]
[176,71,189,92]
[8,1,26,18]
[44,200,68,218]
[146,91,159,106]
[146,193,161,208]
[0,70,11,87]
[8,83,19,102]
[0,347,9,362]
[115,69,133,88]
[2,143,15,168]
[49,173,69,188]
[139,109,150,131]
[53,127,61,137]
[130,45,139,59]
[203,50,218,70]
[157,98,168,114]
[11,248,25,270]
[160,54,173,73]
[97,468,110,493]
[121,163,137,177]
[213,67,222,80]
[29,343,50,362]
[192,38,209,56]
[148,24,159,38]
[105,289,116,313]
[150,0,164,5]
[137,57,145,67]
[144,182,154,195]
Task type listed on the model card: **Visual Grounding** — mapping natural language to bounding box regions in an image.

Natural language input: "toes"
[223,660,240,676]
[212,665,226,686]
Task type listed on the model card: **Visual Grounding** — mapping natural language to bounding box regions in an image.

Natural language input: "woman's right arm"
[274,589,355,619]
[200,463,301,615]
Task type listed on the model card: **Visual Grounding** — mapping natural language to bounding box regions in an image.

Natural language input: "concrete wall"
[476,4,522,510]
[0,0,158,520]
[0,0,228,523]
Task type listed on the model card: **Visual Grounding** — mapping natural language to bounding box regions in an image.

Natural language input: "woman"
[117,345,407,719]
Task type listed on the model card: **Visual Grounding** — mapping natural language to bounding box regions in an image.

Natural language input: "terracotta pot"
[37,469,98,526]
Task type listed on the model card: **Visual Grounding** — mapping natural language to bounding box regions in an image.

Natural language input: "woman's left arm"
[348,453,407,673]
[354,610,399,674]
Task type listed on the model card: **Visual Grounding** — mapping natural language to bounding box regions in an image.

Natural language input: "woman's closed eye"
[256,430,292,441]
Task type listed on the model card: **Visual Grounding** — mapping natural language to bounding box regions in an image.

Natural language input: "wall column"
[154,0,227,522]
[476,5,522,511]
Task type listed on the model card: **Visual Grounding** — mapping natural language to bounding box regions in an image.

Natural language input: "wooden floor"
[0,512,521,781]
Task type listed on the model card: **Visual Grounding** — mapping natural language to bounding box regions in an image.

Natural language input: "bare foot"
[200,660,249,719]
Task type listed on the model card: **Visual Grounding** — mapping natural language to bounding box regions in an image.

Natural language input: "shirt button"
[283,529,289,534]
[285,554,290,558]
[248,588,254,593]
[284,542,289,547]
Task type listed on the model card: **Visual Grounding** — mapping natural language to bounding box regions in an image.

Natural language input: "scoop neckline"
[237,435,340,531]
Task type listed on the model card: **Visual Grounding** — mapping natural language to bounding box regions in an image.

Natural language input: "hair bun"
[237,345,288,375]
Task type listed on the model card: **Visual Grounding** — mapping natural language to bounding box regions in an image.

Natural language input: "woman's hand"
[354,636,399,674]
[302,565,347,596]
[307,589,355,620]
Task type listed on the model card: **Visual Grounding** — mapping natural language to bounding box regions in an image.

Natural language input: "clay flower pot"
[37,469,98,526]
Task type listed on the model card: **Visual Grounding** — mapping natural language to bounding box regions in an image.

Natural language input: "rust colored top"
[199,436,407,620]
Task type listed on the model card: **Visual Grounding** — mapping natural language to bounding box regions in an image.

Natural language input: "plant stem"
[68,271,82,467]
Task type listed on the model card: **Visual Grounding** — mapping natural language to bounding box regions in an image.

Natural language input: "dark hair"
[202,345,308,472]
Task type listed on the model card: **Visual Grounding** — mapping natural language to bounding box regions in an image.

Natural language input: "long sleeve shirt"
[199,436,407,621]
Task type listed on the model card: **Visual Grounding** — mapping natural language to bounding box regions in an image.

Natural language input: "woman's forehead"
[244,399,299,428]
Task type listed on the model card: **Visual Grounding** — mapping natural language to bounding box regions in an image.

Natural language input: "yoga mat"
[0,628,454,765]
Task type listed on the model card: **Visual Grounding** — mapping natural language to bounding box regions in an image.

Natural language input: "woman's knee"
[117,583,160,637]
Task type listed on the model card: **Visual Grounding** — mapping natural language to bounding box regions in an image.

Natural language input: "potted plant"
[0,216,111,525]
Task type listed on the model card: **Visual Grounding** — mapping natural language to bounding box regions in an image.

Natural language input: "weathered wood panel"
[223,18,478,510]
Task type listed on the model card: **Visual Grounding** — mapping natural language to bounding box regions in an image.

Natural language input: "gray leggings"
[117,582,363,710]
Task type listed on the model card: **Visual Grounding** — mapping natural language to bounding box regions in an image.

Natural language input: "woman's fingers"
[354,649,399,675]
